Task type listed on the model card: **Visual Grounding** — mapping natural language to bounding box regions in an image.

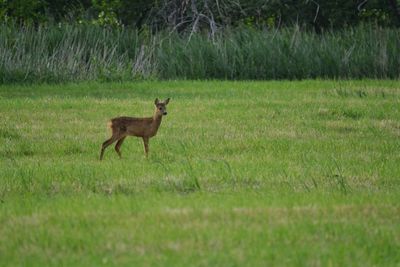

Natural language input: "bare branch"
[357,0,368,11]
[310,0,320,23]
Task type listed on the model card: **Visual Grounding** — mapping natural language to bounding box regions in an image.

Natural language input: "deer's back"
[110,116,153,137]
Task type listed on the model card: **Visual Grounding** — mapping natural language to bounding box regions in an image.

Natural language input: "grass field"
[0,80,400,266]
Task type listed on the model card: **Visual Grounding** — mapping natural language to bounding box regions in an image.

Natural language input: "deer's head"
[154,98,170,116]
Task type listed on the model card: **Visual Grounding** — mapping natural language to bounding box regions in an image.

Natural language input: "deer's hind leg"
[114,136,127,158]
[100,134,120,160]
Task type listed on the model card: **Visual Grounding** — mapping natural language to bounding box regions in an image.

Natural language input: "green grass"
[0,80,400,266]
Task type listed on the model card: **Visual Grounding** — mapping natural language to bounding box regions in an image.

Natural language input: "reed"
[1,23,399,83]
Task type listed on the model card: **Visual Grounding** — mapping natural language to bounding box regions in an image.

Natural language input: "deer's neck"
[151,113,163,133]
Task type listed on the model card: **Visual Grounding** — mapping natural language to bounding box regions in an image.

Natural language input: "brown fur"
[100,98,170,160]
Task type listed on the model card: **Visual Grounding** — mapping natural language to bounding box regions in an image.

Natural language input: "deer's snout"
[163,112,168,115]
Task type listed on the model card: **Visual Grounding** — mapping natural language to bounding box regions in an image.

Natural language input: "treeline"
[2,0,400,31]
[1,23,399,83]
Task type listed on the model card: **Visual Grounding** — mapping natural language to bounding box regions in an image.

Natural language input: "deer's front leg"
[142,137,149,157]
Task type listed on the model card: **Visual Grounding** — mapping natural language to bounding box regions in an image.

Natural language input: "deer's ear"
[165,98,170,105]
[154,98,159,105]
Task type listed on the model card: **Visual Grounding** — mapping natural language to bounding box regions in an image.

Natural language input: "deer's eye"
[159,107,162,110]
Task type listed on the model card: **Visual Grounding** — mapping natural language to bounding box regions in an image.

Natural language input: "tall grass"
[1,23,399,83]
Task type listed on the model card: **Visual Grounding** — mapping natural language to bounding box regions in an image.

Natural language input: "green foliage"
[0,0,399,28]
[91,0,121,26]
[0,0,47,23]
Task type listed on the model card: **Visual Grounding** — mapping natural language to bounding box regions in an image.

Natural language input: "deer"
[100,98,170,160]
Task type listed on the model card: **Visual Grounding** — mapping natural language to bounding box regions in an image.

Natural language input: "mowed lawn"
[0,80,399,266]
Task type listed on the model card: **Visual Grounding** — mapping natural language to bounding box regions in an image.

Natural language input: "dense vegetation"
[2,0,400,83]
[1,80,399,266]
[2,0,400,29]
[1,23,400,83]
